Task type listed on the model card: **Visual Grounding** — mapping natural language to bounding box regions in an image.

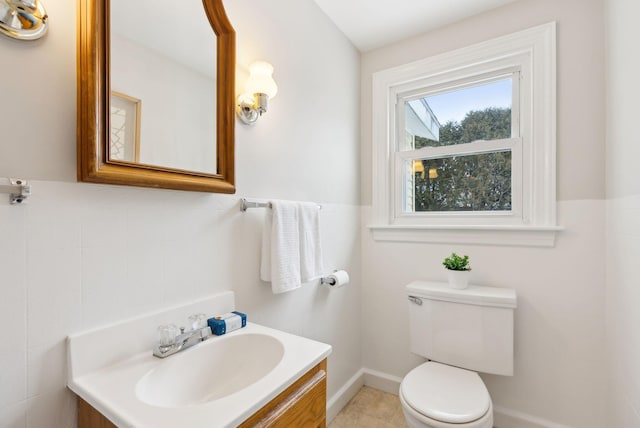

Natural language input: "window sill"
[367,224,564,247]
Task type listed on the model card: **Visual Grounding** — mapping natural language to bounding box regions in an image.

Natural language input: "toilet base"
[399,386,493,428]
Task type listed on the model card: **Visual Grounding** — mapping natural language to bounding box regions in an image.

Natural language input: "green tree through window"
[413,107,512,212]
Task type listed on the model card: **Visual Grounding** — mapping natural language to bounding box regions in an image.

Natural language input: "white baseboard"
[326,367,402,423]
[362,367,403,395]
[493,406,571,428]
[326,368,365,423]
[328,367,571,428]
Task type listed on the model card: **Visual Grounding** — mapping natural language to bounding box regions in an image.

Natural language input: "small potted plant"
[442,253,471,289]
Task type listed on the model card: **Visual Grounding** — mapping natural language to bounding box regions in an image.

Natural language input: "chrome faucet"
[153,314,213,358]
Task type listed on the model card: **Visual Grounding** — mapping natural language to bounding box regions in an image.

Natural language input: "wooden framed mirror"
[77,0,235,193]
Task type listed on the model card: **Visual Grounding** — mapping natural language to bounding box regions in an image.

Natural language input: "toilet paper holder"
[320,270,350,287]
[320,276,337,286]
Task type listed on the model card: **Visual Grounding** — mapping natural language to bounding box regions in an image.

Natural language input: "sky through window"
[423,78,512,124]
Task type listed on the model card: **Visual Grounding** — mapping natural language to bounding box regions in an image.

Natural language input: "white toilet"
[400,280,517,428]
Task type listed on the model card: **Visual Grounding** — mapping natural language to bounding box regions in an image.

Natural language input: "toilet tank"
[406,280,517,376]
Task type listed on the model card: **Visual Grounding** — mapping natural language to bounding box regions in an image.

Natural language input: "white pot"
[447,270,470,289]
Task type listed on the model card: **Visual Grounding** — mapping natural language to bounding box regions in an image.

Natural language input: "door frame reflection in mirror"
[77,0,236,193]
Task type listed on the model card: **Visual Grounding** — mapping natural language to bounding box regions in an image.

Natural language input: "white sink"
[67,294,332,427]
[136,333,285,407]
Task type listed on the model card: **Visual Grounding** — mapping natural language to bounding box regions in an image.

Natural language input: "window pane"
[405,151,512,213]
[402,78,512,151]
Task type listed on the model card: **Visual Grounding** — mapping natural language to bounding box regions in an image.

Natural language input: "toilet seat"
[400,362,491,425]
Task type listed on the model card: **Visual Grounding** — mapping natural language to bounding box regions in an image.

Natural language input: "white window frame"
[395,70,522,224]
[369,22,562,247]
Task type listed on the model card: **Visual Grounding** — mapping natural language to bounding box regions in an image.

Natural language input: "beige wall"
[360,0,607,426]
[360,0,606,204]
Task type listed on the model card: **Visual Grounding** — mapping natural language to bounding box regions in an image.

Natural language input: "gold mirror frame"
[77,0,235,193]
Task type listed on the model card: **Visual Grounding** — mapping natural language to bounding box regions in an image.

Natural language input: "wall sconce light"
[0,0,48,41]
[236,61,278,125]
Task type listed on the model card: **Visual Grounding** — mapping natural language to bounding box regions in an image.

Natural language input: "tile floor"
[328,386,408,428]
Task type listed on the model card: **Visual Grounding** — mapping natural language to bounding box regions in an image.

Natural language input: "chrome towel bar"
[239,198,321,212]
[240,198,272,211]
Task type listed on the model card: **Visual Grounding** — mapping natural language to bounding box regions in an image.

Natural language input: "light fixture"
[236,61,278,125]
[0,0,48,41]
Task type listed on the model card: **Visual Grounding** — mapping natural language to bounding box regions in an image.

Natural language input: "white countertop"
[67,294,332,427]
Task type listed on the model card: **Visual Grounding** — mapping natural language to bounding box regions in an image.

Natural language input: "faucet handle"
[188,313,207,330]
[157,324,179,347]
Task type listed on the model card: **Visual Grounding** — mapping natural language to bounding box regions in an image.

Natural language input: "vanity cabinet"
[238,359,327,428]
[77,359,327,428]
[77,398,116,428]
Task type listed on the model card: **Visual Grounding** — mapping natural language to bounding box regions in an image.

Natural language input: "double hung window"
[370,23,560,246]
[398,73,519,219]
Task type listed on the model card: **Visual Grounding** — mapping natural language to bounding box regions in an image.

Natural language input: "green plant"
[442,253,471,271]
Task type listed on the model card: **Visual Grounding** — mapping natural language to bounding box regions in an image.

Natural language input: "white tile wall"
[0,182,362,426]
[27,342,67,397]
[0,349,26,411]
[27,246,82,348]
[0,401,27,428]
[25,387,76,428]
[606,196,640,427]
[0,203,27,411]
[0,183,231,425]
[232,202,363,397]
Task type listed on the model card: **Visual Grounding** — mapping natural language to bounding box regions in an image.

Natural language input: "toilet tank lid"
[406,281,517,308]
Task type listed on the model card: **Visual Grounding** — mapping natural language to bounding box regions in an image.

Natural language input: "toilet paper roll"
[325,270,350,288]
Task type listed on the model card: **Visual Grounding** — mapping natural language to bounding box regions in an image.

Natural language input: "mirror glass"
[110,0,217,174]
[77,0,235,193]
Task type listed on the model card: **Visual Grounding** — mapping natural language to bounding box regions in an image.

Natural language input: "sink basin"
[68,295,332,427]
[135,333,285,407]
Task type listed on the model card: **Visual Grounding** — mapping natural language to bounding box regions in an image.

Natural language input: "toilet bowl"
[399,362,492,428]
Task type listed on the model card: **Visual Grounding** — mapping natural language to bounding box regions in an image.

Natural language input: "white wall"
[360,0,607,427]
[0,0,361,426]
[605,0,640,425]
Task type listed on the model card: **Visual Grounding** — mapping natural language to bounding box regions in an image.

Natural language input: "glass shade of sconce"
[0,0,48,40]
[236,61,278,125]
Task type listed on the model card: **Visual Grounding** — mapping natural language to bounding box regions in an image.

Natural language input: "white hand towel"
[269,200,302,294]
[259,208,272,282]
[298,202,324,282]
